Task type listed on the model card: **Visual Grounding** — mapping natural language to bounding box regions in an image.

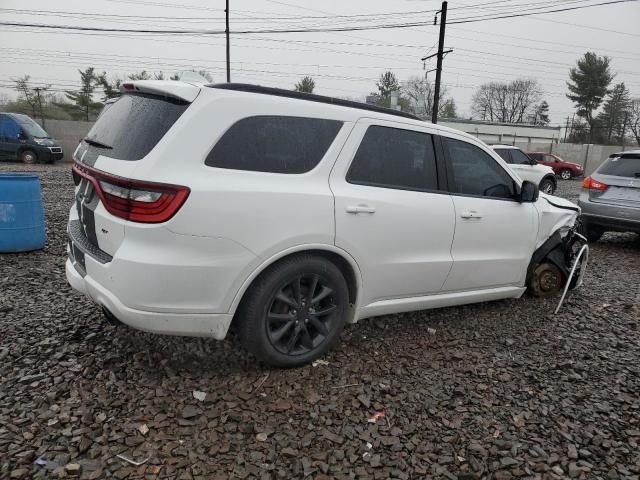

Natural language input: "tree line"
[565,52,638,146]
[4,68,213,122]
[3,53,639,146]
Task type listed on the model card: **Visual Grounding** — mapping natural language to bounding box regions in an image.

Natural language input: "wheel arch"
[17,146,38,161]
[541,173,557,188]
[229,244,363,324]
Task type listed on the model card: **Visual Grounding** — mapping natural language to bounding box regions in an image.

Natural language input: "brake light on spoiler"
[72,161,190,223]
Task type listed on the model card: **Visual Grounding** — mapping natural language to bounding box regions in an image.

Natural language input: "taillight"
[72,161,189,223]
[581,176,607,191]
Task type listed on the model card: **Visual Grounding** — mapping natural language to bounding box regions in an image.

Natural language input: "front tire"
[579,223,604,242]
[237,254,349,368]
[20,150,37,164]
[560,169,572,180]
[539,177,556,195]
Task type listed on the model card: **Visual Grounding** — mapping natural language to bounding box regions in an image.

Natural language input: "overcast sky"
[1,0,639,124]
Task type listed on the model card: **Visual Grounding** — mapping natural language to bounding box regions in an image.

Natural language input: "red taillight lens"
[72,162,189,223]
[581,176,607,191]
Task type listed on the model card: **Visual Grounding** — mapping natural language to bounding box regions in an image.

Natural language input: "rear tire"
[20,150,37,164]
[237,254,349,368]
[539,177,556,195]
[560,169,572,180]
[529,262,564,298]
[579,223,604,242]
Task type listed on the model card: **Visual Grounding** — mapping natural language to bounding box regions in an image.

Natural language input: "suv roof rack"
[206,83,423,121]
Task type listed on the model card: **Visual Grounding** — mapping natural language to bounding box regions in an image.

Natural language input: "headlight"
[32,138,46,145]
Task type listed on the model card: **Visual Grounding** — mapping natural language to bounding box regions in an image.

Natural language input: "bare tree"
[13,76,39,118]
[629,99,640,146]
[404,75,454,119]
[472,79,543,124]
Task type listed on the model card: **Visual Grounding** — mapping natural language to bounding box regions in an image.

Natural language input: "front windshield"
[15,115,49,137]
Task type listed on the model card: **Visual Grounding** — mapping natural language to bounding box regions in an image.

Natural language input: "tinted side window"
[206,116,343,174]
[0,116,20,140]
[495,149,512,163]
[511,149,532,165]
[528,153,542,161]
[444,138,515,200]
[347,126,438,191]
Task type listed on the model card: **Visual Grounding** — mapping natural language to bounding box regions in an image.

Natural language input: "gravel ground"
[1,163,639,480]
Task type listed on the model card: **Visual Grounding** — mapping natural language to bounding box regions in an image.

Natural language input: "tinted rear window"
[83,93,188,161]
[494,149,511,163]
[598,156,640,178]
[205,116,343,174]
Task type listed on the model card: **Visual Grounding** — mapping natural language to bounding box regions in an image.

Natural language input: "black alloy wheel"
[266,274,338,355]
[238,254,349,368]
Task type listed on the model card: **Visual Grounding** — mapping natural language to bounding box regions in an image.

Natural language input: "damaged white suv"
[66,82,586,367]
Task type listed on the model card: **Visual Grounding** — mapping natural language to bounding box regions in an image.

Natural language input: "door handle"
[460,210,482,219]
[346,205,376,214]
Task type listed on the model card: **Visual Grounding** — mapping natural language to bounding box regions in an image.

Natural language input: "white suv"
[66,81,585,367]
[492,145,557,194]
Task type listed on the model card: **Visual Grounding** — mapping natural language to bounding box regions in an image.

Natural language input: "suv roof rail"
[206,83,423,121]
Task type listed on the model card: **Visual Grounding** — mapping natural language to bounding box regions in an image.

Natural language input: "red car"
[527,152,584,180]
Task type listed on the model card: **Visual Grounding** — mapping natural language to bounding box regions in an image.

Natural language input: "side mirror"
[519,180,539,203]
[529,158,538,165]
[17,131,26,140]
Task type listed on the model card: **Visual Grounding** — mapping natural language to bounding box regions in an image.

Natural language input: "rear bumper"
[580,213,640,233]
[578,197,640,233]
[66,259,233,338]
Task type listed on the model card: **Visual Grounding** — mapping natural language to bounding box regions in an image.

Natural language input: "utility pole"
[432,1,447,124]
[225,0,230,83]
[563,115,569,142]
[33,87,47,129]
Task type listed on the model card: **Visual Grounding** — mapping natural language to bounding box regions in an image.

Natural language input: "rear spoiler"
[119,80,200,103]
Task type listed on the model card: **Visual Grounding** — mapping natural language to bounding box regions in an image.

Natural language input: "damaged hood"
[535,193,580,248]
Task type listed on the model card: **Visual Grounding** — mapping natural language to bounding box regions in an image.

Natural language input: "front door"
[441,136,537,291]
[330,120,455,306]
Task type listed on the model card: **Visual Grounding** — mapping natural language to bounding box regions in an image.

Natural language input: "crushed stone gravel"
[1,163,639,479]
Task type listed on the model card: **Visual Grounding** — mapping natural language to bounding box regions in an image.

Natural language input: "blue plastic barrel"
[0,174,46,252]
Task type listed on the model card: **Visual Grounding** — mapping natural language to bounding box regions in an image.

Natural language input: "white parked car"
[66,81,586,367]
[492,145,557,194]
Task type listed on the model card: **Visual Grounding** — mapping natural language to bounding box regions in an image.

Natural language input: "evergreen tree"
[566,52,614,141]
[534,101,550,125]
[65,68,102,121]
[598,82,631,143]
[441,99,458,119]
[294,76,315,93]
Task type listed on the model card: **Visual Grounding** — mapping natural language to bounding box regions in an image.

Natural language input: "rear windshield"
[84,93,188,161]
[598,155,640,178]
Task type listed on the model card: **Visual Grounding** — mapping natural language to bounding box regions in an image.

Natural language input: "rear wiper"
[84,137,113,149]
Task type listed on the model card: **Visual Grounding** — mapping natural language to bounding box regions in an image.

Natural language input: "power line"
[0,0,636,35]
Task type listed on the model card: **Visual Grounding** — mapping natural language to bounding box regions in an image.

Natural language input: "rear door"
[441,136,537,291]
[591,154,640,207]
[330,120,455,306]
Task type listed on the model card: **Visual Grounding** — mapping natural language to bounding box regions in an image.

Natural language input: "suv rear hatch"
[71,81,198,260]
[587,153,640,207]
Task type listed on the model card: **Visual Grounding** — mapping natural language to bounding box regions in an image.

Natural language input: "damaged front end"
[526,194,589,298]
